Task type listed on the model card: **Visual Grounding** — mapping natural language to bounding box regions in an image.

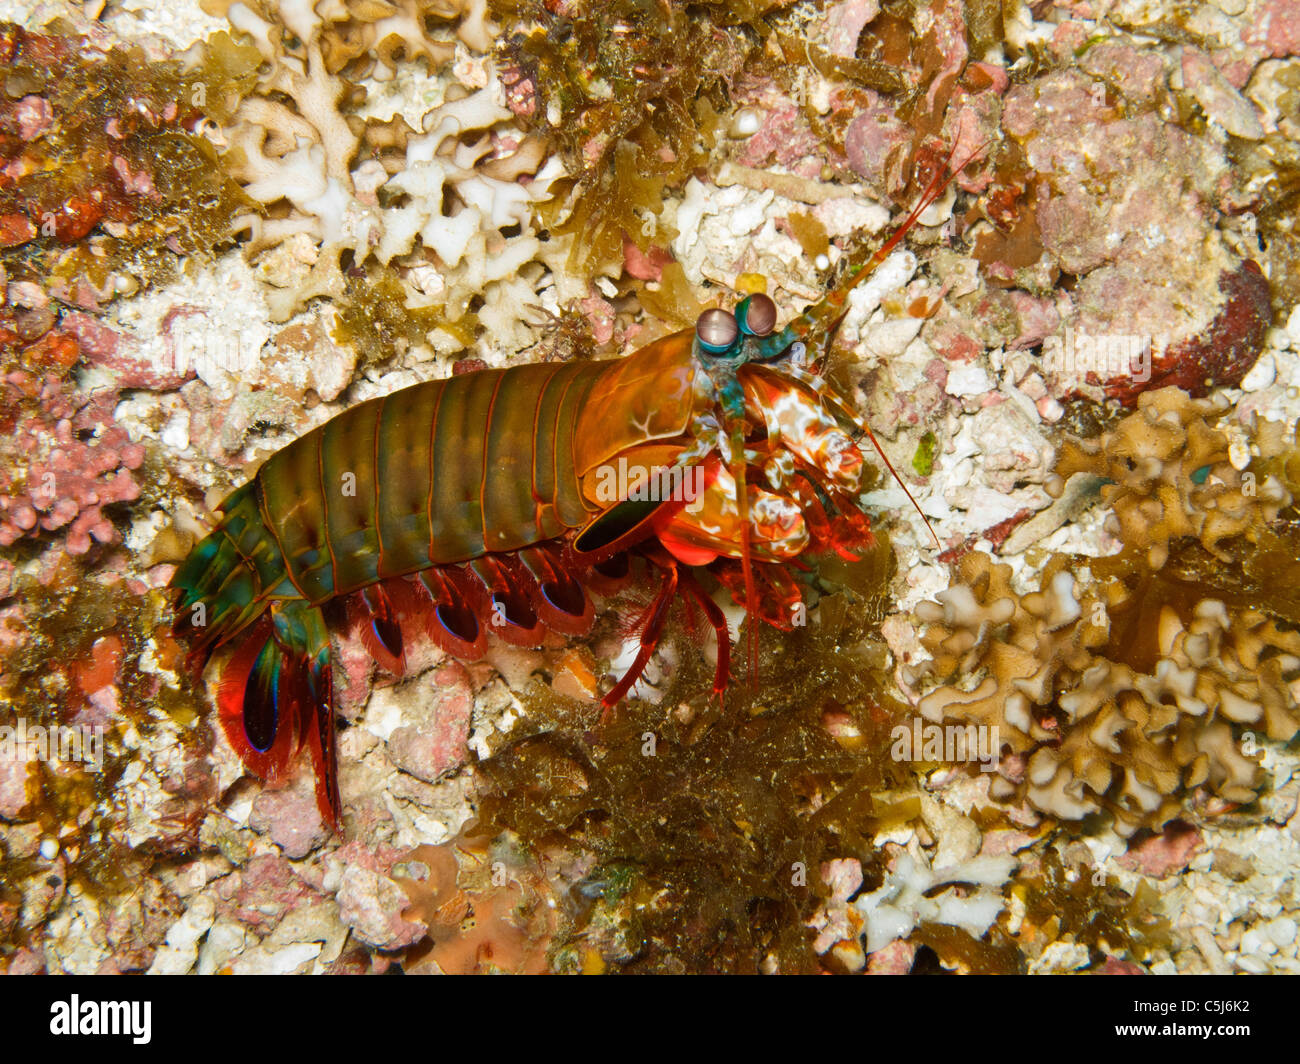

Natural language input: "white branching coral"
[808,847,1017,970]
[210,0,563,354]
[854,848,1016,956]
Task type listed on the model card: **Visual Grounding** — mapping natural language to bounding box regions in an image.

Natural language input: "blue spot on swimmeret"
[436,604,478,643]
[245,641,280,753]
[542,580,583,617]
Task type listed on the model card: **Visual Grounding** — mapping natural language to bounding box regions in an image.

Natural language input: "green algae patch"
[475,541,912,972]
[912,430,938,476]
[495,0,773,271]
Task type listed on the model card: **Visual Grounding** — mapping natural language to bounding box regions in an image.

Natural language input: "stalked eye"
[695,308,740,355]
[736,292,777,338]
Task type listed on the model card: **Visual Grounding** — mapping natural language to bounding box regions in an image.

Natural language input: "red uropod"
[170,162,958,827]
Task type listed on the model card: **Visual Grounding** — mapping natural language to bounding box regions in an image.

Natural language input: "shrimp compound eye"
[736,293,777,338]
[696,308,740,355]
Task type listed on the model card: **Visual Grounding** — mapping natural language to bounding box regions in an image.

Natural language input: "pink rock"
[249,779,329,859]
[622,236,671,282]
[822,857,864,902]
[335,631,375,722]
[501,65,536,118]
[62,311,189,390]
[737,103,824,178]
[970,62,1009,96]
[1079,43,1168,102]
[1181,47,1264,140]
[844,94,911,196]
[111,155,158,198]
[213,855,322,933]
[825,0,879,59]
[924,0,968,112]
[1051,20,1090,58]
[927,320,982,363]
[866,938,916,974]
[1247,0,1300,58]
[5,948,45,974]
[0,758,33,820]
[1115,821,1202,878]
[1036,395,1063,422]
[14,95,53,141]
[385,664,473,784]
[964,112,1000,175]
[1209,47,1265,91]
[580,291,615,346]
[1096,955,1145,975]
[922,358,949,389]
[1008,291,1060,349]
[7,281,47,310]
[978,828,1041,856]
[336,864,427,951]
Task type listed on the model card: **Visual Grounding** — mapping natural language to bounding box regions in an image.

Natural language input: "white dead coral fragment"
[672,178,877,304]
[215,0,557,352]
[377,87,562,317]
[807,843,1016,971]
[853,845,1016,956]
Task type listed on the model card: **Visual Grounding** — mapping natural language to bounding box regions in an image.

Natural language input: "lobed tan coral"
[1052,387,1293,570]
[907,551,1300,837]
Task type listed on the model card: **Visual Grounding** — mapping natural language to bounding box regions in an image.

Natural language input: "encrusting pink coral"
[0,373,143,554]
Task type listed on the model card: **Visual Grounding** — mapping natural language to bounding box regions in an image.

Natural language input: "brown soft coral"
[397,833,553,974]
[912,554,1108,761]
[1053,387,1293,570]
[907,551,1300,837]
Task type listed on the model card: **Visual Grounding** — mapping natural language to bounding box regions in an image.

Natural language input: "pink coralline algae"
[1246,0,1300,59]
[329,841,428,951]
[843,91,912,197]
[0,373,143,554]
[735,75,827,180]
[501,64,537,119]
[994,68,1272,406]
[61,310,190,391]
[385,663,474,784]
[212,855,326,935]
[1115,822,1204,879]
[825,0,880,60]
[1103,260,1272,405]
[249,780,331,860]
[0,757,32,820]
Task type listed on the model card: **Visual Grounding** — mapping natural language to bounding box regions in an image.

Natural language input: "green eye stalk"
[694,307,741,357]
[735,293,777,339]
[693,291,779,363]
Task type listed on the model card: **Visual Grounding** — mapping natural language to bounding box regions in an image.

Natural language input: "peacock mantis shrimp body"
[171,164,954,826]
